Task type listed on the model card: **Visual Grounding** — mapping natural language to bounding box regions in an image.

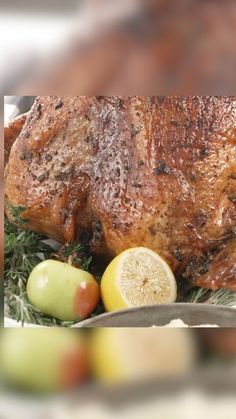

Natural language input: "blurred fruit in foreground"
[101,247,177,312]
[0,329,88,392]
[90,328,196,383]
[199,330,236,357]
[27,259,100,321]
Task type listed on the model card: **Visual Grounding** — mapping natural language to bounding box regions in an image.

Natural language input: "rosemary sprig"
[6,204,29,225]
[55,242,93,271]
[186,286,236,306]
[4,212,97,327]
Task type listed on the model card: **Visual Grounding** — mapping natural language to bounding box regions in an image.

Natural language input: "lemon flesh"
[90,328,196,383]
[101,247,177,312]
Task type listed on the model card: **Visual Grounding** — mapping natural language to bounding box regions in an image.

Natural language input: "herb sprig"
[186,286,236,306]
[4,208,97,327]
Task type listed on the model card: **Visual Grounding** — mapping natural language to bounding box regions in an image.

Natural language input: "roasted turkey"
[4,96,236,291]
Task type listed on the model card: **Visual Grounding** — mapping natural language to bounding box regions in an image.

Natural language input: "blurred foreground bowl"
[75,303,236,327]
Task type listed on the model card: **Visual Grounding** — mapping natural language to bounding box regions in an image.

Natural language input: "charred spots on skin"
[186,168,197,182]
[229,173,236,180]
[198,259,209,276]
[177,101,185,112]
[199,263,209,277]
[189,256,198,271]
[184,255,209,280]
[123,222,131,232]
[124,197,131,205]
[132,182,142,188]
[228,195,236,204]
[80,230,93,252]
[19,149,32,161]
[54,166,75,182]
[183,119,192,129]
[55,100,63,110]
[189,173,197,182]
[54,172,70,181]
[37,172,49,183]
[174,248,184,262]
[197,117,204,129]
[199,147,210,159]
[60,208,70,224]
[84,114,91,122]
[110,97,124,108]
[50,189,57,196]
[138,160,144,167]
[36,103,42,118]
[131,124,139,138]
[84,134,93,144]
[194,209,208,228]
[208,228,236,245]
[147,97,155,105]
[45,154,53,162]
[84,134,98,151]
[111,216,130,233]
[103,112,111,126]
[209,120,216,133]
[124,161,131,173]
[187,223,194,230]
[117,98,124,109]
[228,227,236,241]
[170,120,179,127]
[153,160,171,175]
[115,167,120,177]
[156,96,165,105]
[91,219,103,243]
[27,112,34,123]
[148,224,157,236]
[24,131,30,139]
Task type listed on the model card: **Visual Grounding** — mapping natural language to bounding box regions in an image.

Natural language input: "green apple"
[27,259,100,321]
[0,329,88,392]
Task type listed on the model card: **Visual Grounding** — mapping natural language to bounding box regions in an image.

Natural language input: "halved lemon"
[101,247,177,312]
[90,328,196,383]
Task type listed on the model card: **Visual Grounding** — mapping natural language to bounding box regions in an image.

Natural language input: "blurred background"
[2,2,236,417]
[1,0,236,96]
[0,328,236,418]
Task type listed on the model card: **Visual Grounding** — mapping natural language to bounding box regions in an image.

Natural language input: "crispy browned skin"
[5,96,236,290]
[4,113,27,164]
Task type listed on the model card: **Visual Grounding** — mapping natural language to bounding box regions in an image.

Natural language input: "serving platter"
[75,303,236,327]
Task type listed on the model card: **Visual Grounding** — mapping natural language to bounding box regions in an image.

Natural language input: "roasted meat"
[4,113,27,165]
[4,96,236,290]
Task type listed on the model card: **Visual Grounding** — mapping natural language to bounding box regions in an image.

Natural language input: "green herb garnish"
[186,286,236,306]
[57,242,93,272]
[7,204,29,225]
[4,209,99,327]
